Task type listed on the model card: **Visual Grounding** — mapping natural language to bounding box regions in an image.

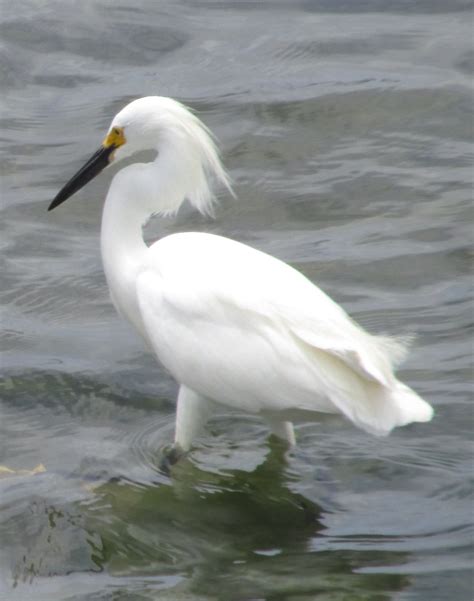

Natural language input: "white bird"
[49,96,433,455]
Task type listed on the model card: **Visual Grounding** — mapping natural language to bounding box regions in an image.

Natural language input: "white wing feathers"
[289,319,410,387]
[136,233,433,436]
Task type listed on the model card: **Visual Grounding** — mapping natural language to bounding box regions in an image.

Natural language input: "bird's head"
[48,96,232,213]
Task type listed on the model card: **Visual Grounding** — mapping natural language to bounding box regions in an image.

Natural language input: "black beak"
[48,144,116,211]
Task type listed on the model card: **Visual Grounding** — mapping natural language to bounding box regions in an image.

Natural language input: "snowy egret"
[49,96,433,453]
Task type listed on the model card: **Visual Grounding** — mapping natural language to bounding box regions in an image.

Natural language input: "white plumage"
[50,96,433,453]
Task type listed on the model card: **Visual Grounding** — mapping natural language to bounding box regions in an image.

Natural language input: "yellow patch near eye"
[102,126,126,149]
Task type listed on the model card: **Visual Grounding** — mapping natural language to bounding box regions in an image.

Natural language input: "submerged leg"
[263,413,296,446]
[174,385,213,452]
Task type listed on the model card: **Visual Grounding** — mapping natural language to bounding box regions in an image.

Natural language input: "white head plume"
[109,96,233,216]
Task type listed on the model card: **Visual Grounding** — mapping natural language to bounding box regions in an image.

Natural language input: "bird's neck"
[100,173,151,337]
[100,158,188,336]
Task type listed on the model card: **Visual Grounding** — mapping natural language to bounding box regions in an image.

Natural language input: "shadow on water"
[4,440,410,599]
[94,439,321,561]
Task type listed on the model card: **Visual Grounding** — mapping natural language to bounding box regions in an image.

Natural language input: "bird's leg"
[174,385,213,452]
[159,444,185,474]
[159,387,213,474]
[262,413,296,446]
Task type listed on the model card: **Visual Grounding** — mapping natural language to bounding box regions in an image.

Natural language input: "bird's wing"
[283,305,408,388]
[137,233,405,392]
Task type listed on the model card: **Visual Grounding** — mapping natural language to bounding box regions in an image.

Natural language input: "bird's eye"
[113,127,120,135]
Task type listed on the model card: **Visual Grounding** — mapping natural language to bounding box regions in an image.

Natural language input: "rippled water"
[1,0,473,599]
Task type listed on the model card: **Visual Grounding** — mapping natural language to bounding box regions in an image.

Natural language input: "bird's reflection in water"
[95,438,322,558]
[7,442,410,598]
[82,441,409,599]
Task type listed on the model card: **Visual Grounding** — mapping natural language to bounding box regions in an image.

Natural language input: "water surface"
[1,1,473,599]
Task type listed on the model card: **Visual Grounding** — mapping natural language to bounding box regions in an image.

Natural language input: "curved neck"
[100,170,150,337]
[99,156,189,336]
[101,180,149,274]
